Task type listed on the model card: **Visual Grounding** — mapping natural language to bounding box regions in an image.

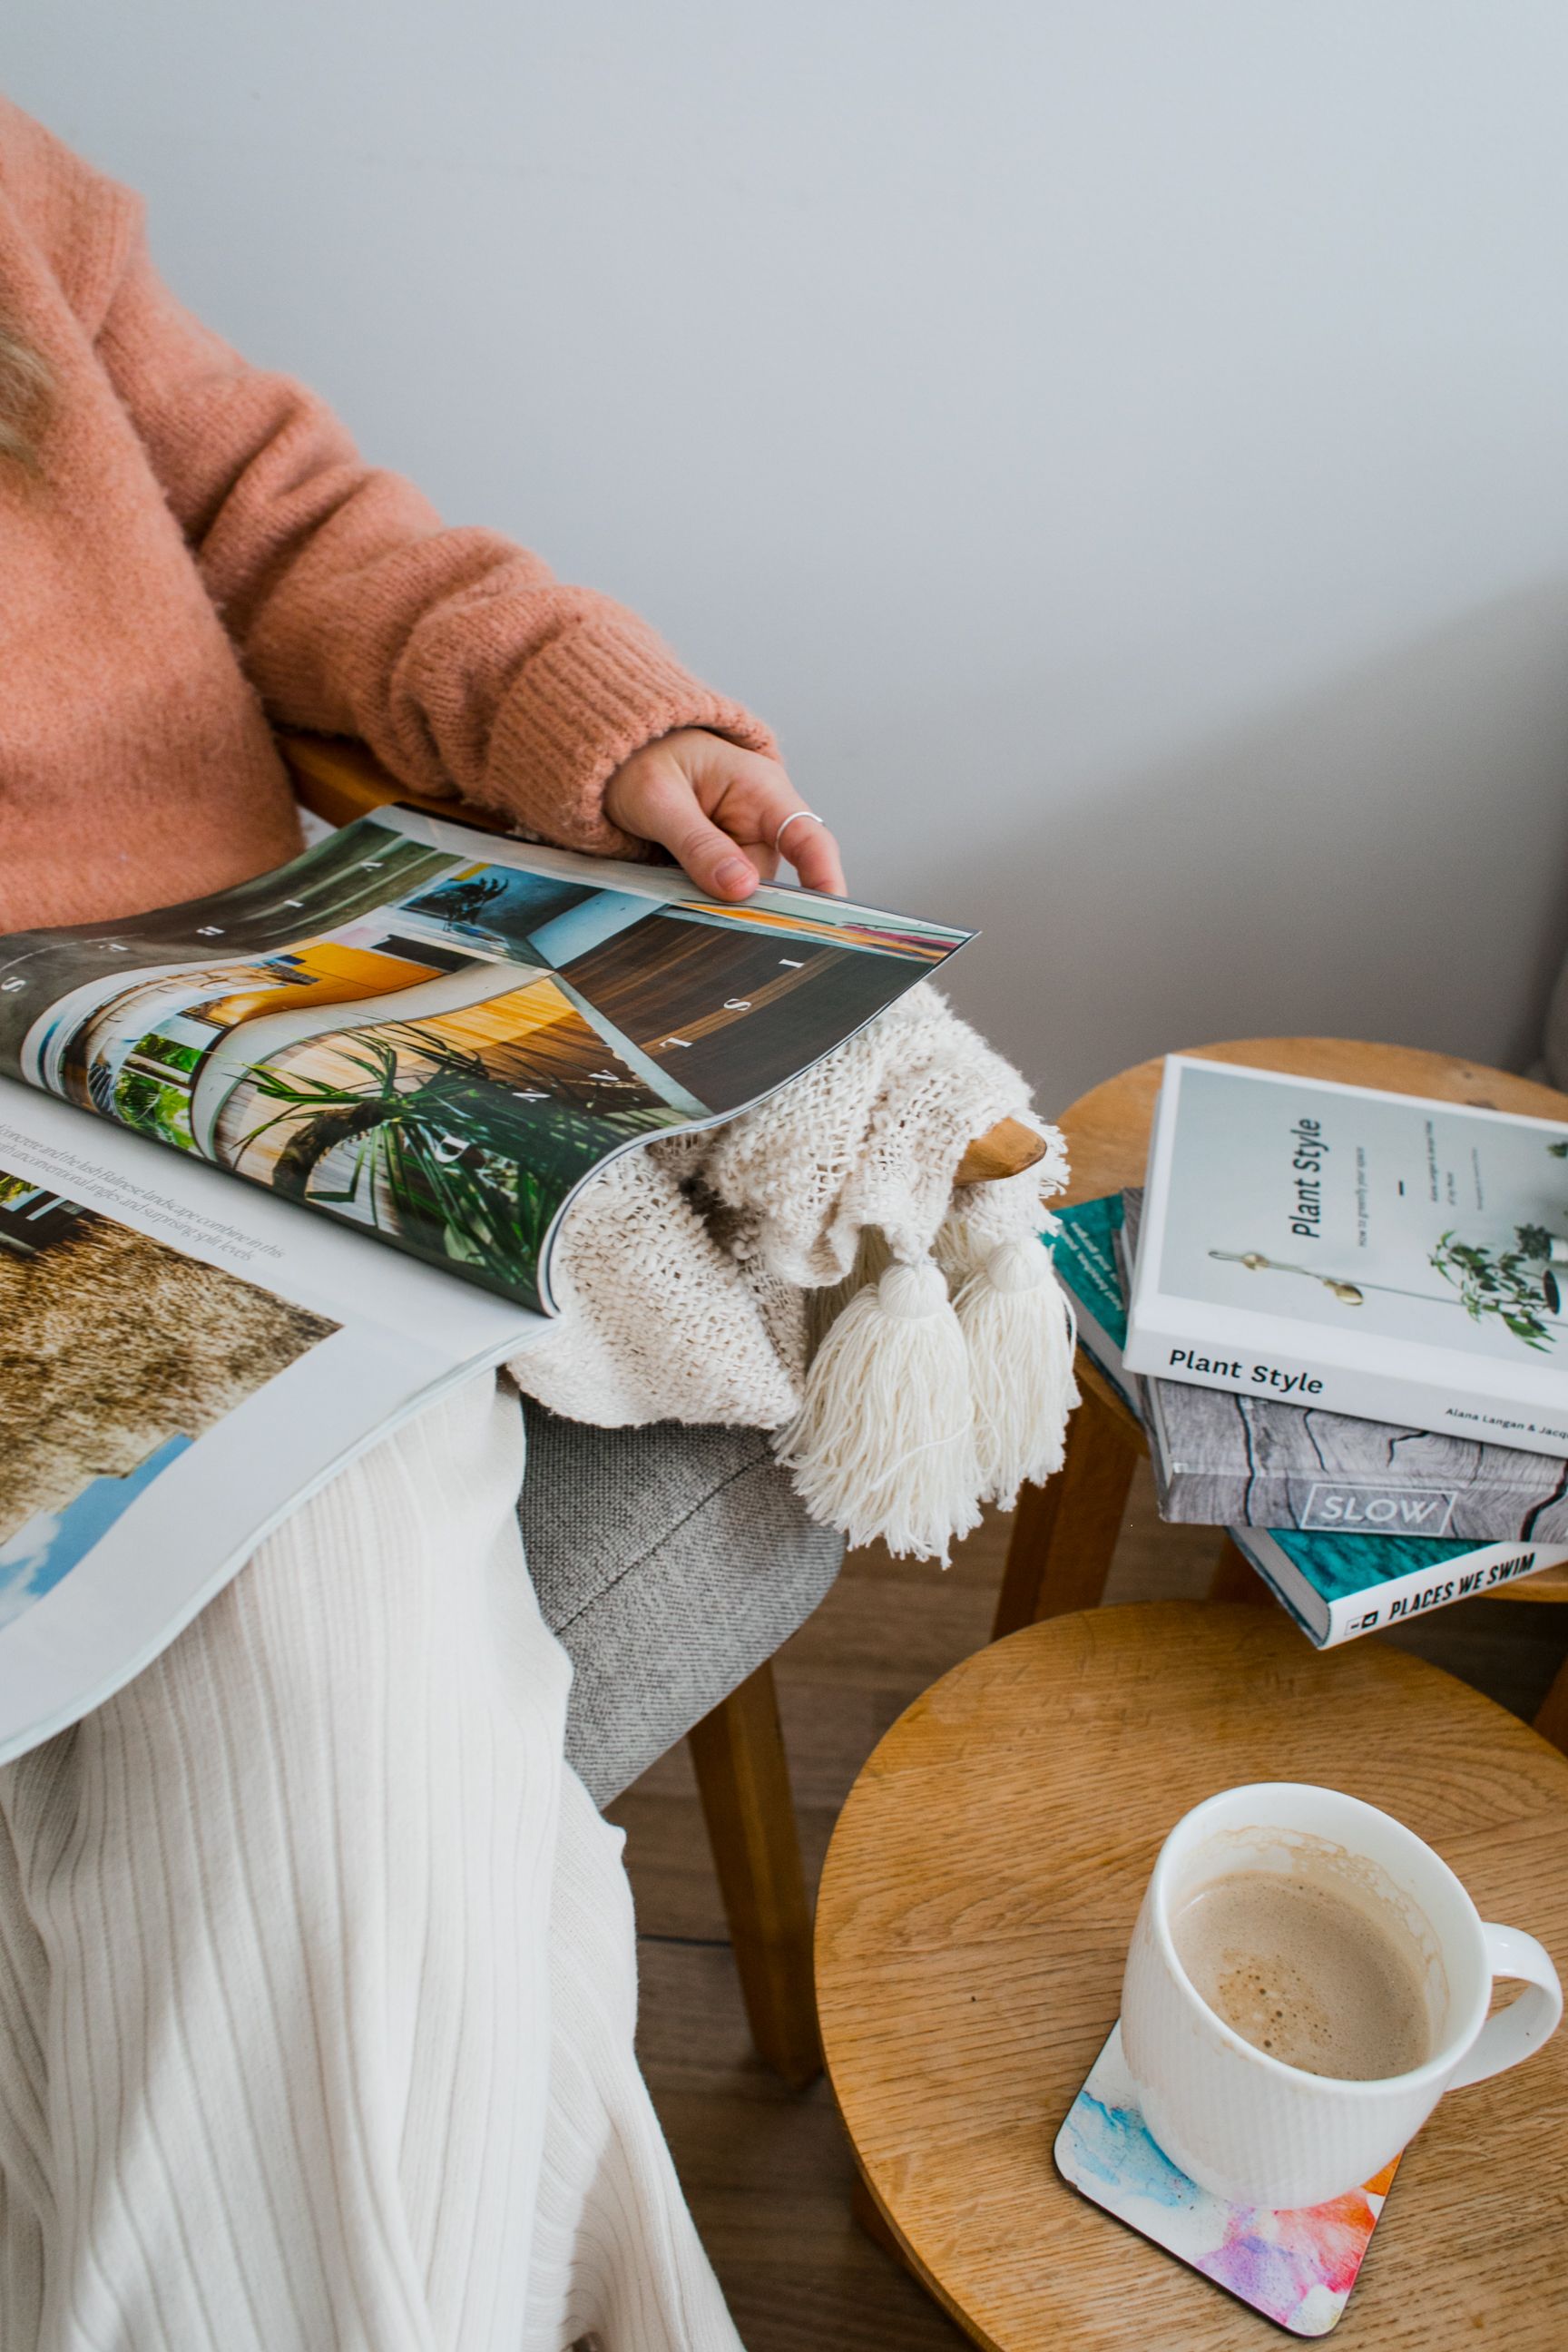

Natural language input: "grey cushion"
[518,1402,843,1807]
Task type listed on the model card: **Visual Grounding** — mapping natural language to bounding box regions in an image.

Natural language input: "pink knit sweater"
[0,101,774,933]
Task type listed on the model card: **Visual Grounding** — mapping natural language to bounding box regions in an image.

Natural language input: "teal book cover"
[1230,1524,1561,1646]
[1050,1195,1139,1413]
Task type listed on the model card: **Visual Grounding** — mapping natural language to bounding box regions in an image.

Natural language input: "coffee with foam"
[1171,1859,1432,2082]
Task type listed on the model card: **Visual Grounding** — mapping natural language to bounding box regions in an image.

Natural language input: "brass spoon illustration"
[1210,1250,1365,1304]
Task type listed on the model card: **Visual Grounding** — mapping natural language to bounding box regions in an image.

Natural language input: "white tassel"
[955,1234,1081,1510]
[805,1222,894,1354]
[777,1258,981,1563]
[932,1213,986,1289]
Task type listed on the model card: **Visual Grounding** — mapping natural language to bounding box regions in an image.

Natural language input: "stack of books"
[1052,1058,1568,1645]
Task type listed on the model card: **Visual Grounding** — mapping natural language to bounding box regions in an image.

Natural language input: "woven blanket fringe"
[507,985,1078,1563]
[778,1217,1079,1563]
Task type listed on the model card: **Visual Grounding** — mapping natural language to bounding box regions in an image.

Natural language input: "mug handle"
[1446,1923,1563,2090]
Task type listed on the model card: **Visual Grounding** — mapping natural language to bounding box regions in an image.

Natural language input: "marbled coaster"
[1053,2024,1399,2337]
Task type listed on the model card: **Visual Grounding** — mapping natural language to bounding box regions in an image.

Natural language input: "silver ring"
[772,808,822,855]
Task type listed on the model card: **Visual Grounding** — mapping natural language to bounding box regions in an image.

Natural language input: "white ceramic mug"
[1120,1782,1563,2210]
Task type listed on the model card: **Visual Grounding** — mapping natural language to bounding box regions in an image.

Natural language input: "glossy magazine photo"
[0,803,968,1315]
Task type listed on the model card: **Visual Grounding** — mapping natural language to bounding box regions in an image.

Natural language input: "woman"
[0,96,842,2352]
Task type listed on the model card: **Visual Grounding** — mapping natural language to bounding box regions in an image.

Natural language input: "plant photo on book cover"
[1212,1173,1568,1355]
[1142,1064,1568,1350]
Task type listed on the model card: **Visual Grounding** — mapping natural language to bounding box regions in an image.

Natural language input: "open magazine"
[0,804,969,1759]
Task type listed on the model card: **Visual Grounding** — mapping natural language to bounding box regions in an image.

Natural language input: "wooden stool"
[993,1040,1568,1752]
[815,1601,1568,2349]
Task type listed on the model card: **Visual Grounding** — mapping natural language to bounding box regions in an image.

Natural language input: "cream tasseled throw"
[507,985,1077,1563]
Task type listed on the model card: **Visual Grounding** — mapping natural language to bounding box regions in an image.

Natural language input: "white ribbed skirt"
[0,1376,743,2352]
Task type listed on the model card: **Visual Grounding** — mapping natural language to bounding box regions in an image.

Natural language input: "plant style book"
[1122,1058,1568,1458]
[1048,1194,1568,1645]
[0,806,968,1760]
[1118,1191,1568,1542]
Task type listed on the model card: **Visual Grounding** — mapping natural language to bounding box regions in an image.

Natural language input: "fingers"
[602,730,848,900]
[776,810,847,897]
[606,753,761,899]
[685,821,760,900]
[720,760,845,895]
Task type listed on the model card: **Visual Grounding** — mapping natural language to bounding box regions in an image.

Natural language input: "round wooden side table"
[814,1602,1568,2350]
[994,1039,1568,1749]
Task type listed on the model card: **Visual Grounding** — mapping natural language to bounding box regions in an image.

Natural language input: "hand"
[603,728,846,902]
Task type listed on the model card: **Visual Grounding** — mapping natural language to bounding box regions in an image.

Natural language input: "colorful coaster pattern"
[1053,2024,1398,2337]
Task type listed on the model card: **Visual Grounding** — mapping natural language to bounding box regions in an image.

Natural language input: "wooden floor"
[606,1465,1568,2351]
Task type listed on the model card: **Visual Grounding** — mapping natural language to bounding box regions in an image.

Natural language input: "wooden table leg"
[1207,1534,1272,1605]
[1534,1653,1568,1758]
[850,2167,906,2261]
[991,1373,1140,1639]
[689,1659,821,2090]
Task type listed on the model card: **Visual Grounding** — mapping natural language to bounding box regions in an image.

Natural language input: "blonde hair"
[0,318,53,474]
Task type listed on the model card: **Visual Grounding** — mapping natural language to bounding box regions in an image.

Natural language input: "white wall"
[13,3,1568,1108]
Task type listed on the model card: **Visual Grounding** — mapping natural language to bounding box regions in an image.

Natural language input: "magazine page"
[0,807,971,1314]
[0,1078,537,1763]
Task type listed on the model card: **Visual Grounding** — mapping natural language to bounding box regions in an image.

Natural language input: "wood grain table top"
[1055,1035,1568,1208]
[814,1602,1568,2350]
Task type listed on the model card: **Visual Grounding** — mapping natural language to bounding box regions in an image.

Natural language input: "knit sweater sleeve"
[93,209,775,850]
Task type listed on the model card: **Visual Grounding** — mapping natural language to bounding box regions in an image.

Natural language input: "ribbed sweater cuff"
[481,612,778,855]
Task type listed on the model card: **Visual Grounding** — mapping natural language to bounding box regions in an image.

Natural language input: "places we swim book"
[1226,1521,1556,1649]
[0,806,967,1759]
[1122,1058,1568,1458]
